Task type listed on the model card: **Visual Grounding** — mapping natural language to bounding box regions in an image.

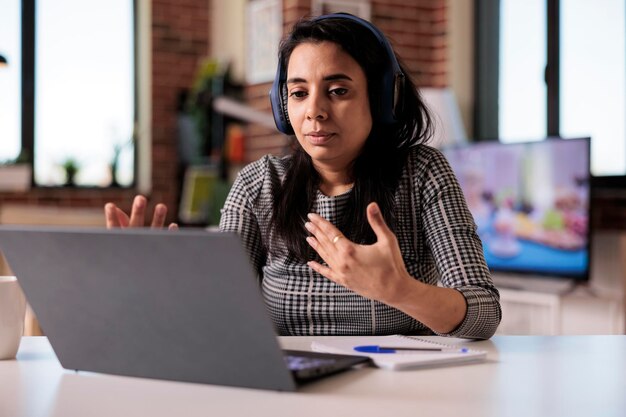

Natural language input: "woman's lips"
[305,132,335,145]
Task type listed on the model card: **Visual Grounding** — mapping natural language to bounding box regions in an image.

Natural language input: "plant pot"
[0,164,32,192]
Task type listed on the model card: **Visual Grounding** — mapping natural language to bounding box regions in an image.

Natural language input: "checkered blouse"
[219,145,501,338]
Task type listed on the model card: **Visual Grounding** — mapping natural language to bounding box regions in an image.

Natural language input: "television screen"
[443,138,591,280]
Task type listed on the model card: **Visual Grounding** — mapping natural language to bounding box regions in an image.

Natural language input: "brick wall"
[0,0,210,225]
[151,0,210,221]
[373,0,448,87]
[243,0,449,162]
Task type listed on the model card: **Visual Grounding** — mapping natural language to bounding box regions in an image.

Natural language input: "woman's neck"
[314,163,354,197]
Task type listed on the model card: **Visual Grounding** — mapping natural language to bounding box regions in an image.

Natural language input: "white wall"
[211,0,247,83]
[138,0,152,193]
[448,0,474,138]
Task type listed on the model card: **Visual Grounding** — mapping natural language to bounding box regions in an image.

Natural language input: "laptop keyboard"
[285,354,336,371]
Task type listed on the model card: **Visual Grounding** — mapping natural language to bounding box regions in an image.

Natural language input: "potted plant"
[61,158,80,186]
[0,150,32,192]
[109,137,134,187]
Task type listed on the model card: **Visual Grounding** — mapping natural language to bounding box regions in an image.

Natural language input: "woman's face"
[286,41,372,171]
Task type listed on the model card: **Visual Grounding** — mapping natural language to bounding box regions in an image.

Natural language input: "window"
[0,0,21,162]
[0,0,136,187]
[476,0,626,182]
[498,0,546,142]
[559,0,625,177]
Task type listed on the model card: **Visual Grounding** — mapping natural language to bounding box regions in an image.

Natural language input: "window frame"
[20,0,138,189]
[474,0,626,191]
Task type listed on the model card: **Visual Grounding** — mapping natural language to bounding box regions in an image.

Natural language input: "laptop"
[0,226,370,391]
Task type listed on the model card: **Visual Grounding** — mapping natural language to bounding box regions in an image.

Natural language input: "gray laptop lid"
[0,226,297,391]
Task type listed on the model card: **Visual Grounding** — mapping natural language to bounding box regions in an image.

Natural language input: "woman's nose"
[305,93,328,121]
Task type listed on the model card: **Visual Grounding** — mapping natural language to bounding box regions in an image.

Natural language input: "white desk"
[2,336,625,417]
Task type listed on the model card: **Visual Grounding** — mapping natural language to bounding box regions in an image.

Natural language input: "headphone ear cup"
[392,73,405,119]
[270,65,294,134]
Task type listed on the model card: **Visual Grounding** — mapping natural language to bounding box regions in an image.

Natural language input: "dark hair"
[269,16,433,261]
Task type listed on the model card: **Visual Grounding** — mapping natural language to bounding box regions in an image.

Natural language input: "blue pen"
[353,345,469,354]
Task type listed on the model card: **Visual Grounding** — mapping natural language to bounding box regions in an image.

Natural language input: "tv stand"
[493,245,624,335]
[492,231,626,335]
[492,274,577,295]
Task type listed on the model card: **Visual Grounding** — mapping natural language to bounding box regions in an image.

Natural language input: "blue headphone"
[269,13,405,135]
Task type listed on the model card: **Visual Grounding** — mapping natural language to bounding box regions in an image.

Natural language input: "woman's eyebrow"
[286,73,354,84]
[323,73,353,82]
[286,77,306,84]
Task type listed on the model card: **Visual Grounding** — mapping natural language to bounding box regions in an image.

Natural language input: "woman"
[106,13,501,339]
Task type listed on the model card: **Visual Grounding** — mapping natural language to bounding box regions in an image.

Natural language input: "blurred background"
[1,0,625,335]
[0,0,491,227]
[1,0,624,229]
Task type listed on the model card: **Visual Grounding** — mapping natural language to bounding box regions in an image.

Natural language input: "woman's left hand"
[305,202,413,304]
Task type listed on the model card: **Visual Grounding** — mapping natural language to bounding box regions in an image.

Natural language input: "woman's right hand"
[104,195,178,230]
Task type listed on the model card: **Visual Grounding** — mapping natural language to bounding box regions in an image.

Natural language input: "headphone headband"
[270,13,404,135]
[314,13,403,79]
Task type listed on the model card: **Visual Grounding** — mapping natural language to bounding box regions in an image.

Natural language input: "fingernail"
[134,196,144,208]
[370,203,379,215]
[304,222,313,231]
[307,213,315,220]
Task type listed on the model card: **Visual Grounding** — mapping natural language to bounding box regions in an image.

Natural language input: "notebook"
[0,225,370,391]
[311,335,487,370]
